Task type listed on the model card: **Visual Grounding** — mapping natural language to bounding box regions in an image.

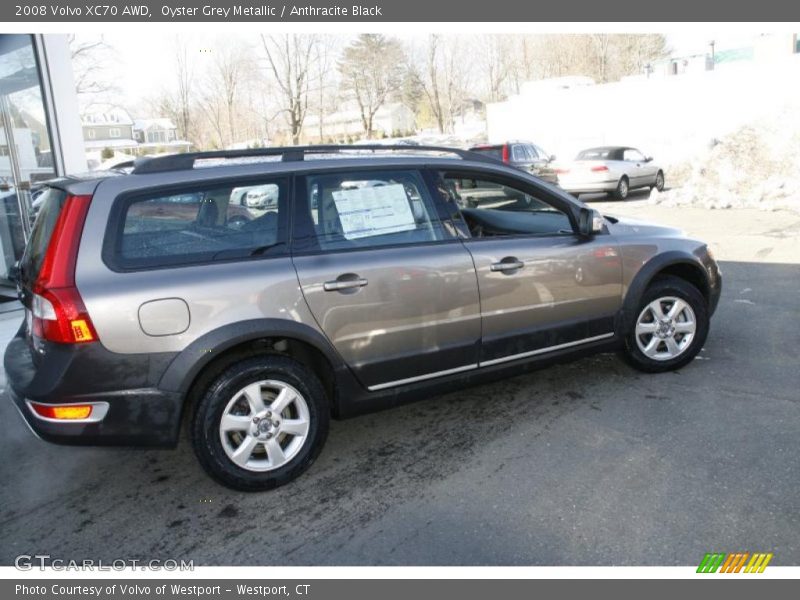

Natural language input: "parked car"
[5,145,720,491]
[469,141,559,184]
[556,146,665,199]
[241,184,280,210]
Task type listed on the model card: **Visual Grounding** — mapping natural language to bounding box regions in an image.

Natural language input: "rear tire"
[191,355,329,491]
[621,276,709,373]
[613,176,629,200]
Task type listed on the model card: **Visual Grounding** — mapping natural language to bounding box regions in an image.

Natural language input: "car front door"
[622,148,650,187]
[291,168,481,390]
[434,169,623,366]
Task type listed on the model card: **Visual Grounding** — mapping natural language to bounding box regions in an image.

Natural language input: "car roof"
[47,145,506,194]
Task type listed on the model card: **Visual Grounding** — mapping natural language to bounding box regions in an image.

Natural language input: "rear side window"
[294,170,447,253]
[109,178,287,269]
[20,186,67,285]
[470,146,503,161]
[511,145,529,161]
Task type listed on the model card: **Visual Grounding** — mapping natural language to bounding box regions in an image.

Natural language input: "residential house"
[81,107,137,152]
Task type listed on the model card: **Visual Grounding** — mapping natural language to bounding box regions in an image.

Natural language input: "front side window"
[623,148,645,162]
[111,178,287,269]
[439,172,573,238]
[294,170,447,252]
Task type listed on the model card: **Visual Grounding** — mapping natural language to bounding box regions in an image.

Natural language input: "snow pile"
[651,112,800,212]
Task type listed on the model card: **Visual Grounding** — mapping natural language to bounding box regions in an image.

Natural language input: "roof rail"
[130,144,498,174]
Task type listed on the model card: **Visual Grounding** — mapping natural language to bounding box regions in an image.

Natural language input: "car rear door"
[433,168,623,366]
[291,168,481,390]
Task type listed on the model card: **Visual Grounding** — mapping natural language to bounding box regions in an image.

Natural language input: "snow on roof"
[81,107,134,126]
[132,118,177,131]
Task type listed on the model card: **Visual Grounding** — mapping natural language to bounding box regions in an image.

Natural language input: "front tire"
[191,355,329,491]
[652,170,665,192]
[622,276,709,373]
[613,176,630,200]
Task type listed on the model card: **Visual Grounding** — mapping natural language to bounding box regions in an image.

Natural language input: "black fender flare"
[158,319,347,395]
[616,251,710,334]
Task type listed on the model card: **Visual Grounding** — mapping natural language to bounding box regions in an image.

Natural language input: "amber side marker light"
[30,403,93,420]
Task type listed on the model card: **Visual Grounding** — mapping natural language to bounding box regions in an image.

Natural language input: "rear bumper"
[4,328,181,447]
[7,384,181,447]
[560,179,618,194]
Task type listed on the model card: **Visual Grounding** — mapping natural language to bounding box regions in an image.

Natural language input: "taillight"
[30,194,98,344]
[591,165,609,172]
[502,145,510,163]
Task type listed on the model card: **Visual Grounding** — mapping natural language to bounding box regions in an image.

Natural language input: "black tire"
[621,276,709,373]
[652,170,665,192]
[191,355,329,491]
[613,176,629,200]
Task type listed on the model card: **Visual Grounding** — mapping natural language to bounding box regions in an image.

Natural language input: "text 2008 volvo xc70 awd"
[5,146,721,491]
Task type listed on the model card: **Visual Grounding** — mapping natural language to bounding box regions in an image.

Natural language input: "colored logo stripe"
[697,553,726,573]
[745,553,773,573]
[697,552,773,573]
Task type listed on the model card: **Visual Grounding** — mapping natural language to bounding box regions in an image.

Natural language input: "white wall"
[38,34,87,174]
[487,54,800,166]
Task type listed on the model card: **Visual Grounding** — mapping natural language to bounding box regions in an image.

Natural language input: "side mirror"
[578,208,604,236]
[644,156,653,162]
[549,154,557,162]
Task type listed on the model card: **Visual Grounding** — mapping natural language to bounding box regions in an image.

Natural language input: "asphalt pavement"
[1,203,798,566]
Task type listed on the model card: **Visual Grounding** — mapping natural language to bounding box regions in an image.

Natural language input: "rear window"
[20,186,67,285]
[576,148,618,160]
[470,146,504,161]
[110,178,287,269]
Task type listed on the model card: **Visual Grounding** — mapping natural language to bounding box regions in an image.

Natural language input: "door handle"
[490,258,524,272]
[323,277,368,292]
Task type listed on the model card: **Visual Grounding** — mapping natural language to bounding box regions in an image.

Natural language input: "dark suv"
[469,141,559,184]
[5,145,721,491]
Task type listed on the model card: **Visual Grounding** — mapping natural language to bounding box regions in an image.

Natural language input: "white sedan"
[556,146,665,200]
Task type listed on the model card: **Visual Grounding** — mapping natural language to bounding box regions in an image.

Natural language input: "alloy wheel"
[635,296,696,361]
[218,380,311,472]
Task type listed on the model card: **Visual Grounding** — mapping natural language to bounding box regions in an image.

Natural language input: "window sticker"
[332,183,417,239]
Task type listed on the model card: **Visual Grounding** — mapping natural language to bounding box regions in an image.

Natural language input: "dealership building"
[0,33,85,298]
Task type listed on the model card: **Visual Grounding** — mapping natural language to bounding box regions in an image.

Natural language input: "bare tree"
[338,34,407,138]
[419,35,445,133]
[172,36,194,142]
[68,34,119,108]
[260,34,320,144]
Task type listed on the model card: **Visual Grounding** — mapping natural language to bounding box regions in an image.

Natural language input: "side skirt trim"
[367,332,616,391]
[479,332,615,367]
